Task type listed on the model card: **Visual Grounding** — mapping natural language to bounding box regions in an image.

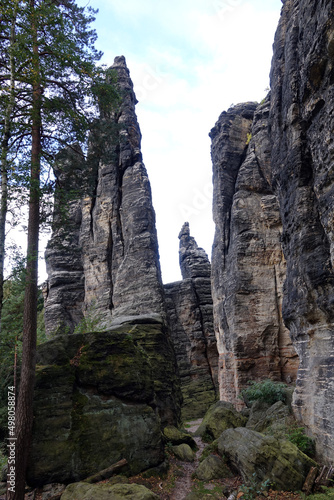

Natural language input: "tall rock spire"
[45,55,166,332]
[164,223,218,419]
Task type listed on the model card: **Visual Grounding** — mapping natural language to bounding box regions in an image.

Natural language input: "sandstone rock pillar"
[164,223,218,419]
[210,101,298,408]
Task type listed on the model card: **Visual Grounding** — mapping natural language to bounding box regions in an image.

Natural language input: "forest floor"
[127,419,305,500]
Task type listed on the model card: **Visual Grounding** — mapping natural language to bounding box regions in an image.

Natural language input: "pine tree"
[0,1,117,497]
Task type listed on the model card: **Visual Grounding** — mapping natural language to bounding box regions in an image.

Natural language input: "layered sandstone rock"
[44,145,86,335]
[210,100,298,407]
[269,0,334,462]
[45,55,166,333]
[164,223,218,419]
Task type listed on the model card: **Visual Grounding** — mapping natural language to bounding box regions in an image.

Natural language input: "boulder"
[163,425,197,450]
[246,400,291,435]
[27,328,174,486]
[171,444,195,462]
[196,401,247,441]
[217,427,316,491]
[195,455,233,481]
[61,482,159,500]
[39,483,66,499]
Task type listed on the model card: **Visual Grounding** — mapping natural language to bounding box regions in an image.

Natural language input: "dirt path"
[168,419,207,500]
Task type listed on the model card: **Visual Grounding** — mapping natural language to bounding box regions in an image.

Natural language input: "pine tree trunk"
[8,1,41,497]
[0,0,18,329]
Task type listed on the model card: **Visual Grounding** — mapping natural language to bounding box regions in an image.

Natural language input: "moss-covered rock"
[61,481,159,499]
[163,425,197,450]
[179,376,218,421]
[246,400,291,434]
[171,443,195,462]
[27,324,181,486]
[195,455,233,481]
[217,427,317,491]
[195,401,247,441]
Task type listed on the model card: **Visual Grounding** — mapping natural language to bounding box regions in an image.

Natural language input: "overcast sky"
[23,0,283,284]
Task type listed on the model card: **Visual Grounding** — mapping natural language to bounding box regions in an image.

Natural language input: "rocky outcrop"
[45,55,166,333]
[217,427,315,491]
[210,101,298,408]
[269,0,334,462]
[164,223,218,419]
[195,400,247,441]
[27,324,181,486]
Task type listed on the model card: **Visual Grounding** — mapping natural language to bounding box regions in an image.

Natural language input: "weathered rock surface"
[217,427,316,491]
[45,55,166,332]
[195,455,233,481]
[44,145,86,336]
[27,324,180,486]
[195,401,247,441]
[246,400,291,435]
[171,443,195,462]
[61,482,159,500]
[162,425,197,450]
[269,0,334,462]
[210,100,298,407]
[164,223,218,419]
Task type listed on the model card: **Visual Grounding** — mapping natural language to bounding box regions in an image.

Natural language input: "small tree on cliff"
[0,1,117,497]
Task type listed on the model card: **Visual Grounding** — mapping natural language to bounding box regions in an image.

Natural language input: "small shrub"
[240,379,287,406]
[286,426,315,457]
[246,132,252,145]
[73,302,105,334]
[240,473,272,499]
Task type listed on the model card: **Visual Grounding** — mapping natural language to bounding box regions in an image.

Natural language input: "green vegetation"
[73,302,105,334]
[191,479,225,498]
[286,426,315,457]
[239,473,271,499]
[240,379,287,406]
[246,132,252,145]
[0,262,46,439]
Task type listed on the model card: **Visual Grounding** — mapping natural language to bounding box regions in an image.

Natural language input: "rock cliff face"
[164,223,218,419]
[45,55,166,332]
[210,101,298,408]
[269,0,334,462]
[211,0,334,462]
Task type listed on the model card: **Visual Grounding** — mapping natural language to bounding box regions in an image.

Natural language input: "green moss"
[163,426,197,450]
[196,401,247,441]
